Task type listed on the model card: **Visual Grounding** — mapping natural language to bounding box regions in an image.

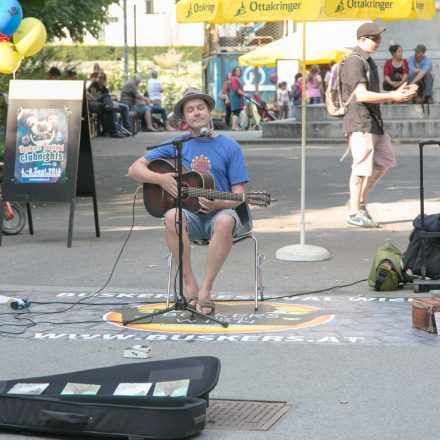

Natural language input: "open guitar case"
[0,356,220,439]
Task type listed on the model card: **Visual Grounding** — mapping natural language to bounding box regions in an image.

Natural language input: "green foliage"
[43,45,203,64]
[20,0,115,42]
[0,137,4,162]
[0,45,202,116]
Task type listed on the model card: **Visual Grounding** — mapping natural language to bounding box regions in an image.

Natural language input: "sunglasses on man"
[365,35,382,42]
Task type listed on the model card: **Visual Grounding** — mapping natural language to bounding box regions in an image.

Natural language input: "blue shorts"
[183,208,243,242]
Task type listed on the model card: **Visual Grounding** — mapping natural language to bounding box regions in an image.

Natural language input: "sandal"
[196,299,215,315]
[186,296,198,309]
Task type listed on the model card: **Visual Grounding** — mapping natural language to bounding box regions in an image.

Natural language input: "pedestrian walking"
[341,23,417,228]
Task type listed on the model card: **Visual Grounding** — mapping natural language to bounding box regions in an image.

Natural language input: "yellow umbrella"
[383,0,437,20]
[238,35,351,67]
[307,48,352,65]
[176,0,435,22]
[176,0,323,23]
[238,35,298,68]
[324,0,436,19]
[176,0,436,262]
[220,0,322,22]
[176,0,221,23]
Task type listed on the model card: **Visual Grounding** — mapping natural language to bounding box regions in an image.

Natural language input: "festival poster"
[14,108,69,184]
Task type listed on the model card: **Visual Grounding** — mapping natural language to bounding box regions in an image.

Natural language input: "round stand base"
[275,244,330,262]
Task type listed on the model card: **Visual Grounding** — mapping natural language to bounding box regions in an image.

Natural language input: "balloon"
[0,0,23,36]
[269,73,278,84]
[0,33,9,42]
[13,17,47,57]
[0,41,23,74]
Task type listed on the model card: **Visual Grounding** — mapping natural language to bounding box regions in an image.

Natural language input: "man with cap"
[128,88,249,315]
[408,44,434,104]
[341,22,418,228]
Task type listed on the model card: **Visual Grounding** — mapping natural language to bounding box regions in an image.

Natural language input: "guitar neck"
[186,187,246,202]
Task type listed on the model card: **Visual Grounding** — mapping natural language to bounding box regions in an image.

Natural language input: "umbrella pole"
[300,22,306,246]
[275,22,330,262]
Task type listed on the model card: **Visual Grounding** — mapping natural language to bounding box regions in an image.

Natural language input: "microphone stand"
[123,135,228,328]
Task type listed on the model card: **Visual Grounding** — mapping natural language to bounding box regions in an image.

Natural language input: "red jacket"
[383,59,409,77]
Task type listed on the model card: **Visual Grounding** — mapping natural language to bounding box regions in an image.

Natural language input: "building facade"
[57,0,204,47]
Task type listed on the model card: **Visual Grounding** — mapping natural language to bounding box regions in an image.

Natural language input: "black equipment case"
[0,356,220,439]
[404,140,440,292]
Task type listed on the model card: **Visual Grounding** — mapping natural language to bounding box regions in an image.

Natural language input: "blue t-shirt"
[408,55,432,73]
[144,134,248,192]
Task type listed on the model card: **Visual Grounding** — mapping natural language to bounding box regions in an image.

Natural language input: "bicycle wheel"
[2,202,26,235]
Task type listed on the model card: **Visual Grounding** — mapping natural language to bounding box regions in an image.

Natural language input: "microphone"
[0,294,31,310]
[199,127,212,138]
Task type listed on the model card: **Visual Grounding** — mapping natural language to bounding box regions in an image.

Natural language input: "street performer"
[128,88,249,315]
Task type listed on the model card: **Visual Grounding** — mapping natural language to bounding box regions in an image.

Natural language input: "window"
[145,0,154,14]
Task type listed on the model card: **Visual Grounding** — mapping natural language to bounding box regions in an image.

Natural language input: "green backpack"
[368,243,405,291]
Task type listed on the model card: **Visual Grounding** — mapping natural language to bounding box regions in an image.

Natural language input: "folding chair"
[166,203,265,311]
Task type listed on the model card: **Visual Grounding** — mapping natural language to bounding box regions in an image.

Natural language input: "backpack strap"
[375,261,405,290]
[375,267,390,290]
[348,52,371,83]
[343,52,384,128]
[339,52,370,109]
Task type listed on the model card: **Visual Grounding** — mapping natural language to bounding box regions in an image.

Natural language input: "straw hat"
[173,87,215,119]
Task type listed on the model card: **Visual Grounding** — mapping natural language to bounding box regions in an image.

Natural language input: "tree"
[19,0,116,42]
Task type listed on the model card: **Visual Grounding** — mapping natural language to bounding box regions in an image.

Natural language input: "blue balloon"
[0,0,23,36]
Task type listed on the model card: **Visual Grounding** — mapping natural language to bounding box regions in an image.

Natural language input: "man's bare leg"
[197,215,234,314]
[144,110,155,130]
[361,166,387,203]
[231,114,240,130]
[164,209,198,303]
[349,173,365,215]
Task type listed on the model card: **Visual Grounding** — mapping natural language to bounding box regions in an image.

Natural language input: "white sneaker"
[347,213,379,228]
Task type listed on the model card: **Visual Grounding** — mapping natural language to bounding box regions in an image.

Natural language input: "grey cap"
[173,87,215,119]
[414,44,427,53]
[357,23,385,39]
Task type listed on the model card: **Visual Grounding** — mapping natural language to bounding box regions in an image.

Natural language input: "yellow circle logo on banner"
[104,301,334,334]
[13,17,47,57]
[0,41,23,74]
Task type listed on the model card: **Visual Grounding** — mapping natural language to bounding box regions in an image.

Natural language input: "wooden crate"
[412,298,440,333]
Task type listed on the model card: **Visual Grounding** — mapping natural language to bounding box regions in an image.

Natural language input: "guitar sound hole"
[181,182,189,200]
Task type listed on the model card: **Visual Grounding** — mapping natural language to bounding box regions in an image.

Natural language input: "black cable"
[20,307,165,327]
[0,182,370,334]
[30,301,162,306]
[263,278,368,300]
[1,278,370,335]
[0,186,142,336]
[35,186,140,316]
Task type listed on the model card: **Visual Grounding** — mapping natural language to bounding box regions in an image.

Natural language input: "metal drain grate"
[206,399,295,431]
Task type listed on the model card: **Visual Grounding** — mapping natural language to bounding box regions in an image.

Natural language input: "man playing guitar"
[128,88,249,316]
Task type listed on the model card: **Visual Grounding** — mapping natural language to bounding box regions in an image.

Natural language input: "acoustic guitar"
[142,158,272,218]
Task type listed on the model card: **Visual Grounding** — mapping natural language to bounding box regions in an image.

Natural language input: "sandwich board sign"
[0,80,100,247]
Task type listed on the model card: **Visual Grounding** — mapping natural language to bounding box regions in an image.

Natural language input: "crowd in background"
[383,43,433,104]
[45,42,434,135]
[46,64,176,138]
[219,42,434,127]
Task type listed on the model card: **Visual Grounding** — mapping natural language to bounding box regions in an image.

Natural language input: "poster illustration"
[14,108,69,184]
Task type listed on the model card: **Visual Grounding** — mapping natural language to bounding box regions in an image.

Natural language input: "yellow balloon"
[13,17,47,57]
[0,41,23,74]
